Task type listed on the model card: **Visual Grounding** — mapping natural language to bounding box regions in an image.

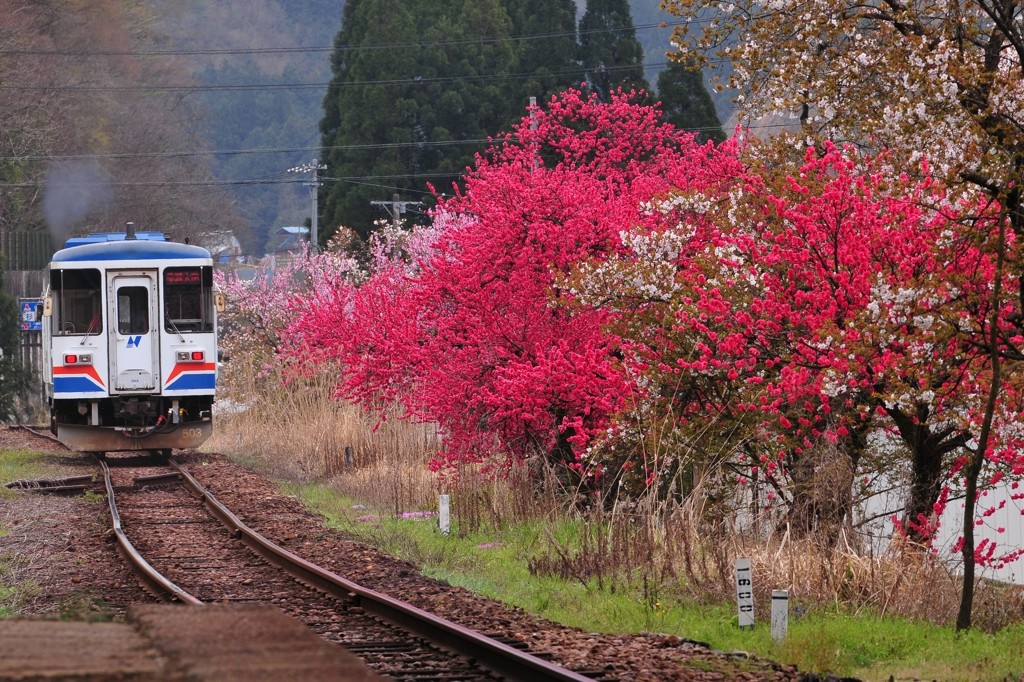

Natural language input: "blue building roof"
[275,226,309,236]
[52,239,212,263]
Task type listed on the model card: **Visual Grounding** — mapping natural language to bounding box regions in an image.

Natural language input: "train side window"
[50,268,102,336]
[117,287,149,335]
[164,267,213,333]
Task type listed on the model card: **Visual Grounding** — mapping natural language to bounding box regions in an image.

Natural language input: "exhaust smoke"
[42,160,113,248]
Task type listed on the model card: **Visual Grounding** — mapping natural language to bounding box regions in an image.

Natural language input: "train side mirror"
[214,293,226,313]
[42,297,52,317]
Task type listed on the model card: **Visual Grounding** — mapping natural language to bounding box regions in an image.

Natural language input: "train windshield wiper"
[167,318,186,344]
[80,317,98,345]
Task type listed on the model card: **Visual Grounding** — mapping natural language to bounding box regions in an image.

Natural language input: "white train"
[39,225,223,454]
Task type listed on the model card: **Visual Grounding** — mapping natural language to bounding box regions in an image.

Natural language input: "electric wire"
[0,19,708,57]
[0,58,734,92]
[0,138,495,162]
[0,174,461,188]
[0,119,790,169]
[0,122,799,187]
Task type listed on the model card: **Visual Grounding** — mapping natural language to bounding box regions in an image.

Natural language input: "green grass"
[0,566,39,619]
[284,481,1024,682]
[0,587,15,617]
[0,448,53,491]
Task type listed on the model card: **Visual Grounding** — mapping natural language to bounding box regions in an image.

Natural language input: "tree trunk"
[957,213,1007,632]
[786,429,862,544]
[887,405,969,544]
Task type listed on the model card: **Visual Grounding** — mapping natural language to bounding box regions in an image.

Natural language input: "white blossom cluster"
[666,0,1023,185]
[568,226,688,307]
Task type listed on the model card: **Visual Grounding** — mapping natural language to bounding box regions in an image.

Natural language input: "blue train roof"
[52,239,212,263]
[64,232,169,247]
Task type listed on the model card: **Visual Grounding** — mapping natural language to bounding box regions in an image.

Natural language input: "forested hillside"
[0,0,727,255]
[151,0,343,254]
[154,0,727,249]
[318,0,725,239]
[0,0,242,246]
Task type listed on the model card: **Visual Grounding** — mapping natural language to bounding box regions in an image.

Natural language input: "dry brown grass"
[524,479,1024,631]
[207,365,441,513]
[209,365,1024,629]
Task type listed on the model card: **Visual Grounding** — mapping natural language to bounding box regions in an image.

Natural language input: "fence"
[18,326,43,415]
[3,262,47,420]
[3,270,45,300]
[0,231,52,271]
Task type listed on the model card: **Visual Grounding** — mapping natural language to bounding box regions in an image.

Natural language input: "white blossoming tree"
[666,0,1023,195]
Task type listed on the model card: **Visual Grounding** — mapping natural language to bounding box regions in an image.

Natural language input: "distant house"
[274,226,309,253]
[198,231,243,263]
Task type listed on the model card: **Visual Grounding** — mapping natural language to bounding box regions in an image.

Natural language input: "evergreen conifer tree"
[578,0,649,102]
[0,254,28,422]
[502,0,579,116]
[656,59,726,143]
[319,0,515,241]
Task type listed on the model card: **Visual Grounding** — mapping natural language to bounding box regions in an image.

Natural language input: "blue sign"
[20,301,41,332]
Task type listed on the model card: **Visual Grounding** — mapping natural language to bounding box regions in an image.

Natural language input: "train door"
[107,272,159,392]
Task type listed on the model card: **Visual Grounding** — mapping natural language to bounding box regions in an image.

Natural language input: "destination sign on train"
[165,269,202,284]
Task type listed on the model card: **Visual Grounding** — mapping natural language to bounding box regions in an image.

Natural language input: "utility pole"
[370,193,422,228]
[530,96,539,169]
[286,159,327,251]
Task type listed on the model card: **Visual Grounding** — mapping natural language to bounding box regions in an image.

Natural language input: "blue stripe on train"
[165,373,216,391]
[54,377,105,393]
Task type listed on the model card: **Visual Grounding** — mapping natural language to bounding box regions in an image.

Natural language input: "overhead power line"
[0,173,463,188]
[0,123,797,166]
[0,139,494,162]
[0,59,733,92]
[0,20,704,57]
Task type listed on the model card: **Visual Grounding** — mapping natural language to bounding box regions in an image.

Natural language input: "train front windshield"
[51,268,102,336]
[164,267,213,333]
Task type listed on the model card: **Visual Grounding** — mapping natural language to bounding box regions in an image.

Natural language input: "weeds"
[0,551,39,617]
[215,374,1024,633]
[212,353,1024,637]
[209,369,440,513]
[56,592,114,622]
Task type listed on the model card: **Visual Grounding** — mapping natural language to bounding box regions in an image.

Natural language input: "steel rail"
[15,424,64,444]
[97,456,204,606]
[169,459,594,682]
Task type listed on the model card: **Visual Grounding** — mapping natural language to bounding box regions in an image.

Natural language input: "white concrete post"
[771,590,789,641]
[438,494,450,536]
[735,558,754,629]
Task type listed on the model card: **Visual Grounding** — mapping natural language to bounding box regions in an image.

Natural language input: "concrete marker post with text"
[735,558,754,629]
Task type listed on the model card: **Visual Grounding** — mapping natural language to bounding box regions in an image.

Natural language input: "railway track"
[95,450,604,682]
[11,425,797,682]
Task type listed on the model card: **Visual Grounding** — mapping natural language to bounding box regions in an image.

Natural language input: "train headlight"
[176,350,207,363]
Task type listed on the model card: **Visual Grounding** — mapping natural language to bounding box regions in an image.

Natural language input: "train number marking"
[182,428,204,439]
